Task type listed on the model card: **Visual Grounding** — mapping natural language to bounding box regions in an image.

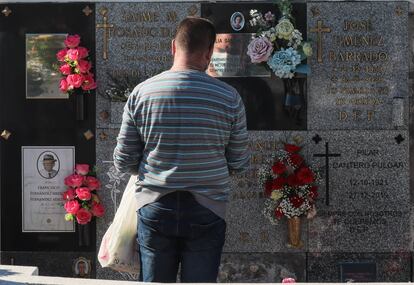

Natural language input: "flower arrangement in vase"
[63,164,104,225]
[247,0,312,79]
[258,143,320,248]
[56,34,96,120]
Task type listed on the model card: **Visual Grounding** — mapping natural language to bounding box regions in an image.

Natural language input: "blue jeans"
[137,191,226,282]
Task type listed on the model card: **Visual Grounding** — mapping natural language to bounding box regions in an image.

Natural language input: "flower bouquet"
[247,0,312,78]
[57,34,96,93]
[63,164,105,225]
[56,34,96,120]
[258,143,320,248]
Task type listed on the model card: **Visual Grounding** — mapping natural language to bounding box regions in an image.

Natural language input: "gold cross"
[2,6,12,17]
[96,7,114,60]
[310,20,331,63]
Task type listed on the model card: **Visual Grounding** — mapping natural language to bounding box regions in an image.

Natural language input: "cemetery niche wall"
[0,3,97,278]
[94,0,412,283]
[0,0,411,282]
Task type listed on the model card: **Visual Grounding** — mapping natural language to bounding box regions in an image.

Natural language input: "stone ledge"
[0,265,38,277]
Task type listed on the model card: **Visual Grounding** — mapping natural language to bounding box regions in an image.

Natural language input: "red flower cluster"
[63,164,104,225]
[57,34,97,94]
[263,143,319,220]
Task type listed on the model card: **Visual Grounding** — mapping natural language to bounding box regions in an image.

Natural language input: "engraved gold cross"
[310,20,331,63]
[96,7,114,60]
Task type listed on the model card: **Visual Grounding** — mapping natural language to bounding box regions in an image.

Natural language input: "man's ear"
[171,39,176,56]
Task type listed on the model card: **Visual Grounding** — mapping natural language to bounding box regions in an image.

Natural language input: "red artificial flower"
[274,207,284,219]
[272,161,287,175]
[62,188,75,200]
[309,186,318,200]
[289,196,304,208]
[91,202,105,217]
[76,208,92,225]
[290,153,304,167]
[287,174,299,186]
[272,176,286,190]
[297,167,315,184]
[285,144,301,153]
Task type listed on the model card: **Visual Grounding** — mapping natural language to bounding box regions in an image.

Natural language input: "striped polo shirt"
[113,69,250,218]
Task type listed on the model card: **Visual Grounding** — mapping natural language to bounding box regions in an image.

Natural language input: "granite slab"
[224,131,310,252]
[308,130,410,252]
[96,2,201,130]
[307,2,409,130]
[307,252,411,282]
[218,253,306,283]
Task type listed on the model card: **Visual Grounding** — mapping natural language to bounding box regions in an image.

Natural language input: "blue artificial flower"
[267,48,302,78]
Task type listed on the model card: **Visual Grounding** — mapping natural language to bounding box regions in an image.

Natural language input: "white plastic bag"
[98,175,140,273]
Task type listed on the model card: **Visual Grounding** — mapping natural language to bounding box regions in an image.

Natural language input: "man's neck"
[170,59,207,72]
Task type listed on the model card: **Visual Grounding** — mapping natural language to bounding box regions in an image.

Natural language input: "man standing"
[113,17,249,282]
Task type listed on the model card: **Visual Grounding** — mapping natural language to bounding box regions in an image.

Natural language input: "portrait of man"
[230,12,245,31]
[73,257,91,278]
[38,153,59,179]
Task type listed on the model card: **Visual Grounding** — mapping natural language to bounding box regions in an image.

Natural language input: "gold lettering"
[166,11,178,22]
[339,111,348,121]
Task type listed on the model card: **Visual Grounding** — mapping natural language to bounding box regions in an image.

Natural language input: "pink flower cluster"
[56,34,97,94]
[63,164,104,225]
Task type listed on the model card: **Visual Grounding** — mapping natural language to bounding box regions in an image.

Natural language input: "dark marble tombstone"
[202,3,307,130]
[0,3,96,277]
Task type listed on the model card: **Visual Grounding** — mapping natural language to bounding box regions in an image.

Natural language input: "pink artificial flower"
[82,74,97,91]
[85,176,100,190]
[56,48,68,61]
[247,37,274,63]
[64,200,80,214]
[76,208,92,225]
[75,164,90,175]
[67,48,80,61]
[282,278,296,283]
[91,202,105,217]
[77,47,89,59]
[62,188,75,200]
[78,60,91,73]
[64,174,84,188]
[64,34,81,48]
[76,187,92,201]
[59,78,69,93]
[59,64,72,75]
[67,74,84,89]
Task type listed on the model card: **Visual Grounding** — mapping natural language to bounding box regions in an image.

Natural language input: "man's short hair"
[175,17,216,54]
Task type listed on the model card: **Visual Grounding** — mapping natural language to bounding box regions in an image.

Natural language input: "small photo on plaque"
[26,34,68,99]
[230,12,245,31]
[37,151,60,179]
[73,257,91,278]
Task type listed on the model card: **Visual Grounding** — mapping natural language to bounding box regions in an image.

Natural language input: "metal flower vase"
[75,91,85,121]
[287,216,303,248]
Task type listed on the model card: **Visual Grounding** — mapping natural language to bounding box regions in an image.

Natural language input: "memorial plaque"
[225,131,309,252]
[96,3,200,128]
[308,131,410,252]
[22,146,75,232]
[207,33,270,78]
[26,34,68,99]
[339,262,376,282]
[308,2,409,130]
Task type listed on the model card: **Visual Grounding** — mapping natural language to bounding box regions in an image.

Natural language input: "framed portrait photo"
[26,33,68,99]
[230,12,245,32]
